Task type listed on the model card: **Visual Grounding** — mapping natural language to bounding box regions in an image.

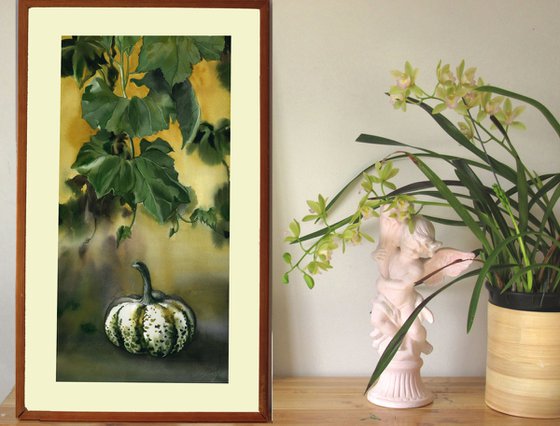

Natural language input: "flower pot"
[485,301,560,418]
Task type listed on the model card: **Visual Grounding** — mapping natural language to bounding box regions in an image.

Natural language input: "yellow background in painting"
[58,41,230,279]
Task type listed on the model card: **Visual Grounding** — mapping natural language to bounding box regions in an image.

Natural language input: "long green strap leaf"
[536,183,560,248]
[411,101,518,183]
[422,215,470,227]
[292,215,355,243]
[356,134,456,165]
[409,155,491,252]
[527,174,560,210]
[467,230,553,331]
[382,179,464,196]
[503,262,560,293]
[513,159,530,237]
[477,85,560,139]
[453,159,512,241]
[325,162,378,212]
[505,173,559,198]
[383,151,493,173]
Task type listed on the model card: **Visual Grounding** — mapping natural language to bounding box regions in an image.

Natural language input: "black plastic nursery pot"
[484,283,560,418]
[486,283,560,312]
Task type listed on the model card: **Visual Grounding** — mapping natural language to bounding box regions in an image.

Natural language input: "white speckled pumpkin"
[104,261,196,357]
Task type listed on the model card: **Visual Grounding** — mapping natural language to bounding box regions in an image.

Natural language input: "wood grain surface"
[2,377,559,425]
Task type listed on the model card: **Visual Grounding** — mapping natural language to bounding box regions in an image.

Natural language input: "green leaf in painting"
[132,139,191,223]
[190,36,225,61]
[137,36,225,86]
[216,36,231,91]
[59,174,122,240]
[172,79,201,147]
[116,225,132,247]
[214,182,230,223]
[72,131,136,198]
[190,208,218,230]
[217,61,230,91]
[61,36,111,88]
[131,69,176,115]
[191,183,231,240]
[72,131,191,224]
[82,77,175,138]
[187,120,230,165]
[115,36,140,55]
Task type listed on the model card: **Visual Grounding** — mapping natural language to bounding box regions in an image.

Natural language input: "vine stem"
[130,137,136,158]
[130,206,137,228]
[116,38,128,98]
[222,160,230,179]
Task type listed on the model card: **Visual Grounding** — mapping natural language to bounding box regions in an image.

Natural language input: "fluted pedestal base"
[366,359,433,408]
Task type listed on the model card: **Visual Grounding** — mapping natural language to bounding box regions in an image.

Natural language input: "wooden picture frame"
[16,0,270,422]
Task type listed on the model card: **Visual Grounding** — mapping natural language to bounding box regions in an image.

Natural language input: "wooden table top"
[2,377,558,425]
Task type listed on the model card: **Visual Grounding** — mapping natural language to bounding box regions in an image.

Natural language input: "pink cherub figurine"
[368,208,474,408]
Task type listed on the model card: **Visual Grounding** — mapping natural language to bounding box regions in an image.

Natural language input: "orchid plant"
[284,60,560,391]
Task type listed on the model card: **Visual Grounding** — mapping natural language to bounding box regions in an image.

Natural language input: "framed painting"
[16,0,270,422]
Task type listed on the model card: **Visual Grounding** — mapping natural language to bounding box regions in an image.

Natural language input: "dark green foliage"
[217,36,231,91]
[137,36,225,86]
[61,35,230,244]
[190,208,218,231]
[173,79,201,147]
[133,139,191,223]
[61,36,111,88]
[72,132,191,224]
[190,183,230,240]
[59,174,121,239]
[115,36,140,55]
[214,183,230,224]
[116,225,133,247]
[188,120,230,165]
[82,78,175,138]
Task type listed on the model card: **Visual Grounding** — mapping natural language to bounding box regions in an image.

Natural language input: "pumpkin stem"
[133,261,154,304]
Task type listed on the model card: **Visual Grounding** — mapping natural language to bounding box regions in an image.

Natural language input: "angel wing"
[422,248,475,286]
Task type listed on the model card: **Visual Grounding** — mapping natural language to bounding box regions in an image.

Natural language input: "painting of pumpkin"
[104,261,196,357]
[56,35,230,383]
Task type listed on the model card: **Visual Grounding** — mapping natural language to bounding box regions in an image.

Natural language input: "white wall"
[271,0,560,378]
[1,0,559,402]
[0,0,17,403]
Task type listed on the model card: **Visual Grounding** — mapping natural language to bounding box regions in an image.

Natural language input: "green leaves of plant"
[190,208,218,230]
[116,225,133,247]
[115,36,140,55]
[137,36,225,87]
[190,183,230,240]
[72,131,136,198]
[82,77,175,139]
[82,69,201,147]
[133,139,191,223]
[62,35,230,242]
[72,131,191,224]
[61,36,111,88]
[188,120,230,164]
[173,80,201,147]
